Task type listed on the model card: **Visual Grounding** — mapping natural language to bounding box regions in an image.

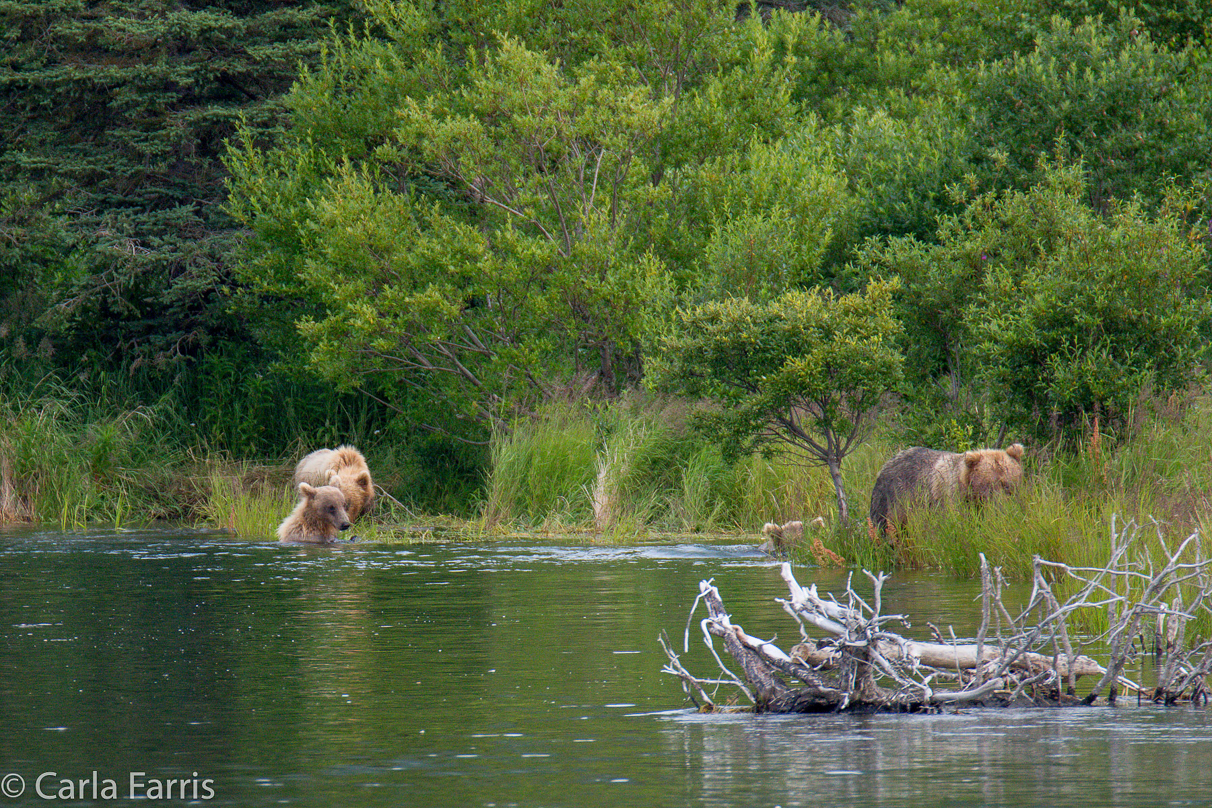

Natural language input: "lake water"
[2,527,1210,807]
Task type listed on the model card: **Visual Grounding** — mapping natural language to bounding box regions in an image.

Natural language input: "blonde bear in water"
[277,483,351,543]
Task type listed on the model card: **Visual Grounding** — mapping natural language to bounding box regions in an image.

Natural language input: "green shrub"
[970,15,1210,205]
[858,163,1210,445]
[971,188,1210,443]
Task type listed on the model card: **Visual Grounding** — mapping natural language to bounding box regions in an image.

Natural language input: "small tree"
[649,281,904,523]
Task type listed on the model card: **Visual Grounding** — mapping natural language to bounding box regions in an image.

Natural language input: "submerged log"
[662,519,1212,713]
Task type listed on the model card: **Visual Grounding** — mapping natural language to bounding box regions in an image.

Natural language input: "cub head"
[962,443,1025,501]
[300,482,351,533]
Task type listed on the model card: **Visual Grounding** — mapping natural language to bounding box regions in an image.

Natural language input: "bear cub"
[277,483,352,543]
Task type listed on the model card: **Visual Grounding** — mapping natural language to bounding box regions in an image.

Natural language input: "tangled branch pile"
[661,519,1212,713]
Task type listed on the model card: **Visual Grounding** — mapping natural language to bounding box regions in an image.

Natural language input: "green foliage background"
[2,0,1210,526]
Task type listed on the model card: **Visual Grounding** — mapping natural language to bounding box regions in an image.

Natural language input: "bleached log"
[663,520,1212,713]
[778,562,1105,680]
[668,568,1057,712]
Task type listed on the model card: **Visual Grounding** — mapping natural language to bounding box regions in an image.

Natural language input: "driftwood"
[662,517,1212,713]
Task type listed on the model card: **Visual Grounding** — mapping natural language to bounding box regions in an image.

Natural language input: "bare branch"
[662,522,1212,714]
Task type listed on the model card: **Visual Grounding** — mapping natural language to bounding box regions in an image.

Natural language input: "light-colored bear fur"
[759,517,827,555]
[293,445,375,521]
[760,520,804,554]
[868,443,1025,535]
[277,483,352,543]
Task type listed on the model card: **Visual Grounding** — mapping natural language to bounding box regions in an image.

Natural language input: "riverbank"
[3,392,1211,579]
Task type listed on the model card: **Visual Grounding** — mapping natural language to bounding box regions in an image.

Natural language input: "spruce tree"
[0,0,361,371]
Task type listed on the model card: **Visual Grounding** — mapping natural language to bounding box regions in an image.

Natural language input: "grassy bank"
[0,391,185,527]
[472,394,1212,581]
[4,387,1211,580]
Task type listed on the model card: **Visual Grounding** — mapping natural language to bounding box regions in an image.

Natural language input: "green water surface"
[1,529,1209,807]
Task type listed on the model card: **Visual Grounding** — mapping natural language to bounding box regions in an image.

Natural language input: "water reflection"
[0,528,1208,807]
[666,706,1212,807]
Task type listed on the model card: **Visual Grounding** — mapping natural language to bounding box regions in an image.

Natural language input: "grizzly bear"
[759,517,828,555]
[868,444,1025,535]
[277,483,352,543]
[293,445,375,521]
[759,520,805,555]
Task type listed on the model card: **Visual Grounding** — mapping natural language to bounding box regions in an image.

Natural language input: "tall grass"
[477,398,897,539]
[480,405,600,529]
[593,402,711,533]
[6,366,1212,576]
[472,392,1212,578]
[197,463,295,539]
[0,389,186,527]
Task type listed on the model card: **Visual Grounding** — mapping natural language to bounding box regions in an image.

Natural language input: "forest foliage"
[2,0,1211,522]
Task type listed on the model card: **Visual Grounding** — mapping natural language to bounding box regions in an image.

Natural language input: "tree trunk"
[827,456,848,523]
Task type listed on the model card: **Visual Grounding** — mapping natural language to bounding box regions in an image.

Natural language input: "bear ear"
[298,482,317,498]
[356,472,370,487]
[963,451,983,469]
[1005,443,1024,460]
[326,470,341,485]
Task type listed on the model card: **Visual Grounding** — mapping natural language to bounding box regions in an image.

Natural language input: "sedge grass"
[0,392,186,527]
[199,465,295,539]
[481,405,599,529]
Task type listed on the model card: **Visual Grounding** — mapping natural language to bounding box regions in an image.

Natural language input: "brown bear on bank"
[868,444,1025,535]
[277,483,352,543]
[293,445,374,521]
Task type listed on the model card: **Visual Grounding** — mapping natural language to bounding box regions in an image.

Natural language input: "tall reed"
[197,463,295,539]
[477,398,898,539]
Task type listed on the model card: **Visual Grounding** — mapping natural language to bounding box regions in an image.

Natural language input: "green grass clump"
[0,391,185,527]
[481,404,600,529]
[198,464,295,540]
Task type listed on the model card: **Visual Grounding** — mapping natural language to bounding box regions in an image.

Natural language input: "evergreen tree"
[0,0,361,372]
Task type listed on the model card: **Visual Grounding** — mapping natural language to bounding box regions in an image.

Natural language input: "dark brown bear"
[868,444,1025,535]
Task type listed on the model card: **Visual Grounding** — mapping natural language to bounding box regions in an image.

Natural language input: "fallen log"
[661,519,1212,713]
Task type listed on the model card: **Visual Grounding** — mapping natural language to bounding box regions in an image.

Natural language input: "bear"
[868,443,1025,536]
[293,445,375,521]
[277,483,352,543]
[759,520,805,555]
[759,517,842,565]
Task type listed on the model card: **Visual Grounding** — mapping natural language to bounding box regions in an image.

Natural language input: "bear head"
[300,482,352,533]
[961,443,1025,501]
[326,468,374,517]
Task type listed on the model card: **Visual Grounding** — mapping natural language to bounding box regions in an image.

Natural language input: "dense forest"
[2,0,1211,561]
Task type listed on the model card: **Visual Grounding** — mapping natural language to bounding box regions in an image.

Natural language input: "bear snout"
[339,520,351,531]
